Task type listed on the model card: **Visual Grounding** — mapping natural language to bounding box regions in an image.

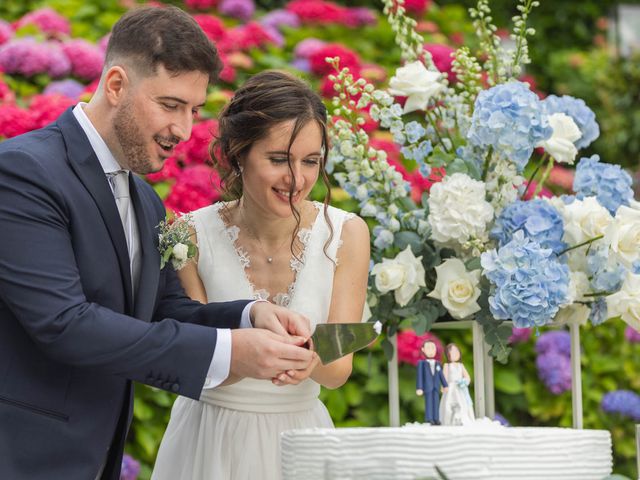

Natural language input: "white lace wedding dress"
[439,362,475,426]
[152,201,354,480]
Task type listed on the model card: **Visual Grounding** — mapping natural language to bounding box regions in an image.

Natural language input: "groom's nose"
[170,111,194,142]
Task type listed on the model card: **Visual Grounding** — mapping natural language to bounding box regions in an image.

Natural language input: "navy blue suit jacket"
[416,359,448,393]
[0,108,249,479]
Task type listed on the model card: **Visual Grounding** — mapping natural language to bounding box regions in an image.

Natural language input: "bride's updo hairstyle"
[211,70,334,258]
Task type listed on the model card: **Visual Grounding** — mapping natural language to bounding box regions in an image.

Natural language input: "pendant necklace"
[240,207,292,265]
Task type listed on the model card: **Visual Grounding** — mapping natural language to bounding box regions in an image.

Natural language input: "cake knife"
[306,322,380,365]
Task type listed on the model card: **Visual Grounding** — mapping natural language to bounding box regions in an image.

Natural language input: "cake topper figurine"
[416,340,448,425]
[440,343,475,425]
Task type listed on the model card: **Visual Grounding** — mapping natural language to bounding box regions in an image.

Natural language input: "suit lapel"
[58,109,134,314]
[130,176,160,322]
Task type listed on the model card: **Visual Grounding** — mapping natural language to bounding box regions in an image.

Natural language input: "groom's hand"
[229,329,314,380]
[249,301,312,339]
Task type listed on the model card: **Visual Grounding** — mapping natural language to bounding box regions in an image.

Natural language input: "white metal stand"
[388,333,400,427]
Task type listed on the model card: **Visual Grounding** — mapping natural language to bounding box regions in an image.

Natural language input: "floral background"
[0,0,639,479]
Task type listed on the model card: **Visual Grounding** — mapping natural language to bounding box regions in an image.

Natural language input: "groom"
[0,6,314,480]
[416,340,448,425]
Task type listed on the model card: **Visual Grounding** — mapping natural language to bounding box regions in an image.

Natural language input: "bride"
[151,70,370,479]
[439,343,475,426]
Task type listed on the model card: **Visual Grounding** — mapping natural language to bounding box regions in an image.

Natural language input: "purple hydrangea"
[15,8,71,37]
[260,9,301,30]
[219,0,255,22]
[543,94,600,150]
[573,155,633,215]
[44,79,85,100]
[536,349,572,395]
[0,20,13,45]
[347,7,377,26]
[601,390,640,421]
[62,40,104,81]
[535,330,571,357]
[120,454,140,480]
[625,326,640,343]
[481,231,571,328]
[491,199,566,254]
[290,58,311,73]
[293,38,326,59]
[467,81,552,172]
[0,38,70,78]
[493,413,511,426]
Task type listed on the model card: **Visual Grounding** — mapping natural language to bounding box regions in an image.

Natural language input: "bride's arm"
[176,227,208,304]
[304,215,370,389]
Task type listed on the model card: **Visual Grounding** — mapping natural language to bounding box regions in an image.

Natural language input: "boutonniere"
[436,365,441,371]
[157,213,197,270]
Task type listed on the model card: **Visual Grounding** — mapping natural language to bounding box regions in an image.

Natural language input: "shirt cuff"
[241,299,268,328]
[202,328,231,390]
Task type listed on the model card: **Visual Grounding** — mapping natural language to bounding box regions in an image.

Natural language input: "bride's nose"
[284,164,304,189]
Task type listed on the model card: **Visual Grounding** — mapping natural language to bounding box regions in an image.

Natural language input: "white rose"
[562,196,612,245]
[427,173,494,248]
[172,242,189,261]
[427,258,481,319]
[606,272,640,331]
[553,303,591,326]
[393,246,427,306]
[537,113,581,164]
[604,205,640,269]
[564,271,591,305]
[388,61,445,114]
[371,259,405,293]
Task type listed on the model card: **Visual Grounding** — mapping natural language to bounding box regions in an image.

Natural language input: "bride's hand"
[271,352,321,386]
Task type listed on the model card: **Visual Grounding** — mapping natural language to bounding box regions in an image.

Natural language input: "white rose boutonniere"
[427,258,481,320]
[388,61,445,114]
[157,213,198,270]
[537,112,581,164]
[606,272,640,331]
[371,246,426,307]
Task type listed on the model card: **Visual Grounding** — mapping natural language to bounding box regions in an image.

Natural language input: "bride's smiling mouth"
[273,188,302,202]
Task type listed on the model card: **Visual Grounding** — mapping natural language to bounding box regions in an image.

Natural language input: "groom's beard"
[113,99,154,175]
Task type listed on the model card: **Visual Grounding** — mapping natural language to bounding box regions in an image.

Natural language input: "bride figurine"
[439,343,475,426]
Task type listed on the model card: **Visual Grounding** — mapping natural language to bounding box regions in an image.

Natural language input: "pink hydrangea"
[220,22,276,52]
[424,44,456,83]
[193,15,227,43]
[0,76,14,103]
[98,34,110,53]
[0,20,13,46]
[344,7,377,27]
[174,119,218,166]
[14,8,71,38]
[146,156,182,184]
[402,0,432,16]
[0,104,34,138]
[409,167,444,202]
[308,43,360,76]
[509,327,533,344]
[0,38,52,77]
[29,94,75,129]
[62,40,105,81]
[185,0,219,10]
[286,0,347,24]
[396,330,444,366]
[164,165,222,214]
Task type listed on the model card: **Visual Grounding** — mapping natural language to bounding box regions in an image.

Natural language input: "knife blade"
[308,322,379,365]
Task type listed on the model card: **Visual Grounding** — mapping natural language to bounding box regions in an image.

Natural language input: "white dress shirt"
[72,103,254,389]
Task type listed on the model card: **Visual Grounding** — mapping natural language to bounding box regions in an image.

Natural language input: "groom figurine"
[416,340,448,425]
[0,6,315,480]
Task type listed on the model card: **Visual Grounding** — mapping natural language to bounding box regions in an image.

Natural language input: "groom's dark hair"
[105,6,222,84]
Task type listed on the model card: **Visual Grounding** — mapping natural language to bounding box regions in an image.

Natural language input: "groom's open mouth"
[155,139,177,157]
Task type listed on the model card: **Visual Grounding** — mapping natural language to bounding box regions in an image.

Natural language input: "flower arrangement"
[326,0,639,362]
[157,214,198,271]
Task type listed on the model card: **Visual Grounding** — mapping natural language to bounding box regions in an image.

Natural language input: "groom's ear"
[103,66,130,106]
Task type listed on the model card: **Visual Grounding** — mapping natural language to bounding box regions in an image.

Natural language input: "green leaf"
[411,314,429,335]
[381,337,394,361]
[445,157,469,175]
[494,369,524,395]
[465,257,482,271]
[392,306,417,318]
[393,231,424,254]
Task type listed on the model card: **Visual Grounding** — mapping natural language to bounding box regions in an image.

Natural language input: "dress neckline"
[213,201,323,307]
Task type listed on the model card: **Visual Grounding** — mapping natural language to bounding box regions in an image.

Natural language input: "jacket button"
[171,383,180,393]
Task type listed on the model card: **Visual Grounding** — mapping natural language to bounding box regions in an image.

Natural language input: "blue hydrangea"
[601,390,640,421]
[535,330,571,357]
[401,140,433,164]
[467,81,552,172]
[634,261,640,275]
[543,94,600,150]
[491,199,566,254]
[536,350,572,395]
[481,231,570,328]
[586,248,625,293]
[373,226,394,250]
[573,155,633,214]
[589,298,608,326]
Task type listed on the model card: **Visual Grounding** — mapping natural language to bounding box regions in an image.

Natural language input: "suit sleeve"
[439,365,448,388]
[0,151,214,399]
[416,361,424,390]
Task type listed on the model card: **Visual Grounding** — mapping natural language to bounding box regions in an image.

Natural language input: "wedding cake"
[281,420,612,480]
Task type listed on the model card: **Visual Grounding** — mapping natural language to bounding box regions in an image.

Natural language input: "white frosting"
[281,422,612,480]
